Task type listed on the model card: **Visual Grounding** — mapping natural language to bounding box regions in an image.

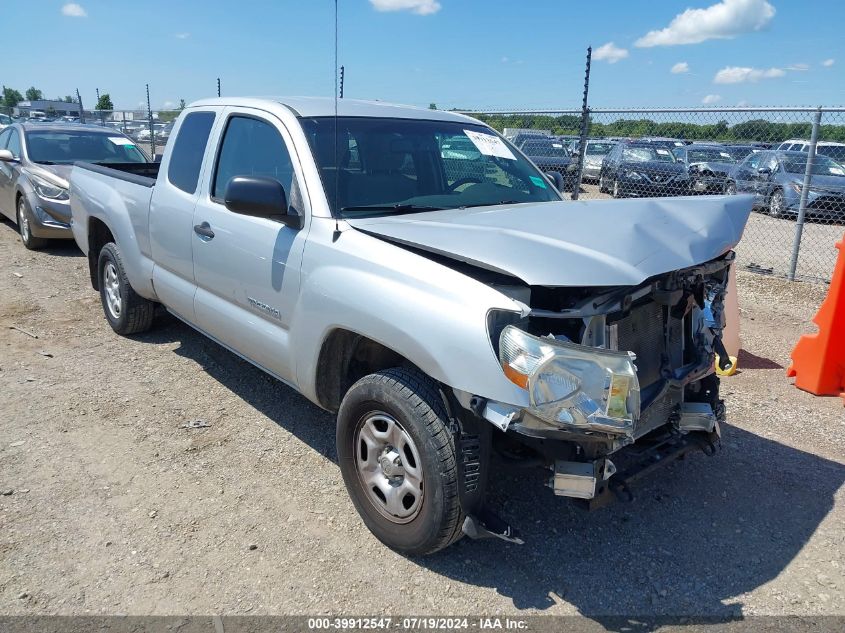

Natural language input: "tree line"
[472,113,845,144]
[2,84,115,112]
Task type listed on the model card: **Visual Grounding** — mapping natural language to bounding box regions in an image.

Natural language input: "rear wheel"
[17,197,47,251]
[97,242,155,335]
[337,367,463,556]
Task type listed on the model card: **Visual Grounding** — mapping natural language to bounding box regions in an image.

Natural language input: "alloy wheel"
[103,261,122,319]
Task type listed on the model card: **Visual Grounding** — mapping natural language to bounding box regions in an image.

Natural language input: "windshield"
[25,130,148,164]
[586,142,615,155]
[300,117,560,217]
[687,148,736,163]
[781,153,845,176]
[622,146,676,163]
[725,146,754,161]
[520,139,569,157]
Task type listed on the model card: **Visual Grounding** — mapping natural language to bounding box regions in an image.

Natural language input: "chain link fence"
[466,107,845,283]
[2,103,842,282]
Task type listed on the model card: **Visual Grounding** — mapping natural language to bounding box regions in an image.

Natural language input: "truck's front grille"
[615,301,665,389]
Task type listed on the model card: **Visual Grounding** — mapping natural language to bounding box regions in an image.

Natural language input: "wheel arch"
[314,328,419,413]
[87,217,116,290]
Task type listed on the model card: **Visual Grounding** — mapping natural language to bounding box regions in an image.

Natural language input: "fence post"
[788,107,822,281]
[571,46,592,201]
[146,83,156,159]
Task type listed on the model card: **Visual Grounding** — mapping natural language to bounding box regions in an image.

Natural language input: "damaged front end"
[488,252,733,462]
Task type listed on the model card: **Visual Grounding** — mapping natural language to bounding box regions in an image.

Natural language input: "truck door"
[191,108,309,385]
[148,109,221,321]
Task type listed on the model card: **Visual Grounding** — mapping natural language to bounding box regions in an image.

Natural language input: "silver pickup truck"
[70,97,752,555]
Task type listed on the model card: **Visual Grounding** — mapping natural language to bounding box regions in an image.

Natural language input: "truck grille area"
[614,301,665,389]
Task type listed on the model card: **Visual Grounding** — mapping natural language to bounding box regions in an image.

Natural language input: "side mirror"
[224,176,302,229]
[0,149,15,162]
[676,157,685,163]
[545,171,564,192]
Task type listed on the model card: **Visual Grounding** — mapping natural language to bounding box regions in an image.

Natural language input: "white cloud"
[822,58,835,67]
[713,66,785,83]
[671,62,690,74]
[175,32,190,39]
[702,94,722,104]
[369,0,441,15]
[786,63,809,71]
[635,0,775,47]
[736,99,749,106]
[162,101,175,109]
[61,3,87,17]
[593,42,629,64]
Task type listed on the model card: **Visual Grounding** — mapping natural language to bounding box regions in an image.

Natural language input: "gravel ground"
[0,216,843,622]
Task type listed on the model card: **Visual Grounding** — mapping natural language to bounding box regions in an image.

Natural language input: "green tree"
[2,87,23,108]
[64,95,74,103]
[179,98,186,110]
[429,103,437,110]
[25,86,43,101]
[95,93,114,111]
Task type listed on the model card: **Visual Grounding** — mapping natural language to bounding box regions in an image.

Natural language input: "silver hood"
[347,195,753,287]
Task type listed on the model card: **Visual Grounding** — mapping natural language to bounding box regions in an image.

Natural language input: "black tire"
[97,242,155,335]
[337,367,463,556]
[599,174,608,193]
[17,196,48,251]
[768,188,786,219]
[724,181,737,195]
[612,179,623,199]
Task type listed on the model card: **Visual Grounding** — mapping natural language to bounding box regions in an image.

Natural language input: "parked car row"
[1,97,752,556]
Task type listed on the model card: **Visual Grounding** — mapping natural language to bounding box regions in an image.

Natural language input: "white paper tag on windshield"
[463,129,516,160]
[109,136,135,146]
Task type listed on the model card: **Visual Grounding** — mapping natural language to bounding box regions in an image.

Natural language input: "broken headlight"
[499,325,640,435]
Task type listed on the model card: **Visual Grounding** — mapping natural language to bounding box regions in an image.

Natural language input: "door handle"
[193,222,215,240]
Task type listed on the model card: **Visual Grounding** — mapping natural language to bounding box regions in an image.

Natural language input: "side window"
[167,111,215,194]
[212,116,295,200]
[746,153,762,170]
[7,129,21,158]
[0,128,10,149]
[766,155,779,171]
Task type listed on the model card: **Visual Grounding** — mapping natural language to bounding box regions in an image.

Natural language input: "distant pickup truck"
[70,97,752,555]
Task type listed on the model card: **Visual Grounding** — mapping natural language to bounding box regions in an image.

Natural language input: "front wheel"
[768,189,786,219]
[337,368,463,556]
[17,197,47,251]
[97,242,155,335]
[724,181,737,196]
[612,179,623,198]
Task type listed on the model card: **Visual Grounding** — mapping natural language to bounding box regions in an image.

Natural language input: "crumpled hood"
[347,195,754,287]
[690,161,735,175]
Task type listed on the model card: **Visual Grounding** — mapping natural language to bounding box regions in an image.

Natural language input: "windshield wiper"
[34,160,58,165]
[459,200,521,209]
[340,204,447,213]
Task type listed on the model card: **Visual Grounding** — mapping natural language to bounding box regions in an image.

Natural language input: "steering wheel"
[448,177,483,191]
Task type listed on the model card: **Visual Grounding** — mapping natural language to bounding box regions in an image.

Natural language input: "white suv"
[776,139,845,162]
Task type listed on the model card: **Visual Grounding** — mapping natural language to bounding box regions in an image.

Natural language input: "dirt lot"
[0,217,843,620]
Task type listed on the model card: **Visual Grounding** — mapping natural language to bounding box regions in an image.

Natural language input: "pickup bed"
[70,97,753,555]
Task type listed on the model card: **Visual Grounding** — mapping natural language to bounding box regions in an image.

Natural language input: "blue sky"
[3,0,843,110]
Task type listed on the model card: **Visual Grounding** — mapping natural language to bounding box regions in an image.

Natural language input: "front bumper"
[691,176,728,194]
[616,178,690,197]
[26,193,73,239]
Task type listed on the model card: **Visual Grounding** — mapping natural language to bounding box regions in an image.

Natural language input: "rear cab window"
[167,112,216,194]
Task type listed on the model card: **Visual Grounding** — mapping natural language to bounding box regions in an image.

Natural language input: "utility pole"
[339,66,345,99]
[217,78,221,98]
[571,46,592,201]
[96,87,100,102]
